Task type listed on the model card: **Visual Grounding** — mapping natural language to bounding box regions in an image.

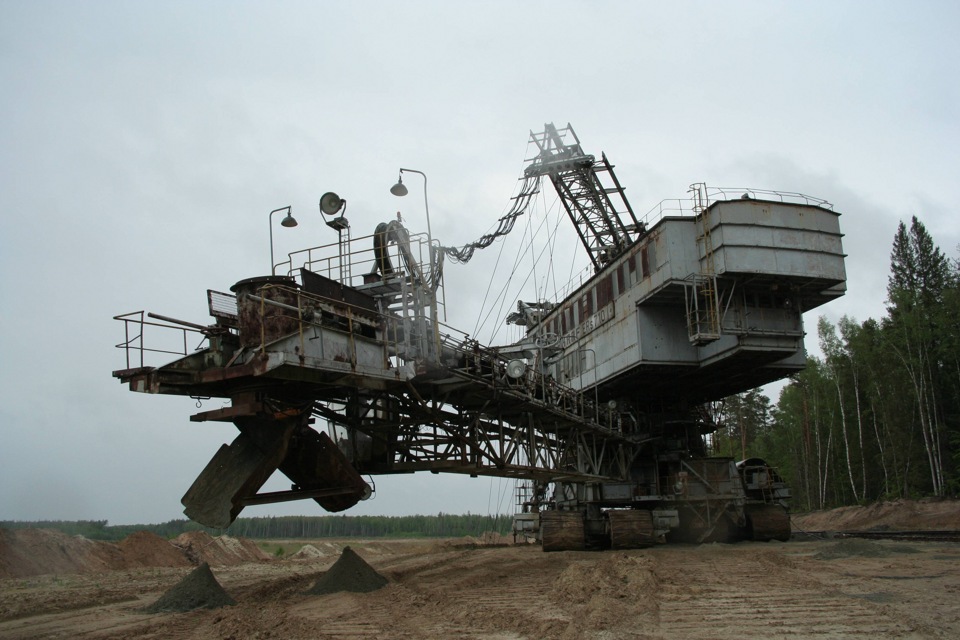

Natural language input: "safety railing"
[115,290,625,440]
[705,185,833,210]
[274,226,446,322]
[277,229,435,289]
[638,184,833,232]
[113,311,206,369]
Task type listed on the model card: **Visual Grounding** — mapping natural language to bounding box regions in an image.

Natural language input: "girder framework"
[525,123,642,270]
[312,372,639,484]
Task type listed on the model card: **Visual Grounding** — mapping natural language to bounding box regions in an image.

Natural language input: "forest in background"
[0,513,513,541]
[711,216,960,511]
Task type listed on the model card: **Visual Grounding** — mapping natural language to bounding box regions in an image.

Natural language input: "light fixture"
[389,168,430,241]
[319,192,345,216]
[269,206,298,275]
[389,167,441,340]
[390,174,408,197]
[506,360,526,379]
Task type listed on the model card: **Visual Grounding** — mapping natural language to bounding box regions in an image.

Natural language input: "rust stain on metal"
[231,276,302,348]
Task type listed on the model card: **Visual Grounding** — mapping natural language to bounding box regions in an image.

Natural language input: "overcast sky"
[2,1,958,526]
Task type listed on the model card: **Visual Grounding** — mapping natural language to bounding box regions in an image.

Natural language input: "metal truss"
[313,384,638,485]
[525,123,642,270]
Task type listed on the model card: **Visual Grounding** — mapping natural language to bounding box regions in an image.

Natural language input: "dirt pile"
[550,553,659,633]
[0,528,266,579]
[142,562,236,613]
[290,544,326,560]
[444,531,512,548]
[5,540,960,639]
[306,546,388,595]
[0,529,125,578]
[118,530,191,569]
[792,498,960,532]
[172,531,269,566]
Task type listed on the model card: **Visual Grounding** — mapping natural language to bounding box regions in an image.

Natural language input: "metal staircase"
[684,183,722,345]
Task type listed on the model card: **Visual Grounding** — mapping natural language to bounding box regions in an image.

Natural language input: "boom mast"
[524,123,643,270]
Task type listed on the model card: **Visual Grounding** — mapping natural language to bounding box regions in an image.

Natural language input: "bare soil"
[791,497,960,532]
[1,500,959,639]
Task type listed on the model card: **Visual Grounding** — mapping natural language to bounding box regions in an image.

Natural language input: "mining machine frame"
[113,123,846,550]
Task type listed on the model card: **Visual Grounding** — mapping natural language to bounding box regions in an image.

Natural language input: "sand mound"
[792,498,960,532]
[143,562,236,613]
[306,546,388,595]
[172,531,269,566]
[0,529,125,578]
[291,544,327,560]
[118,531,191,569]
[0,528,269,579]
[550,553,659,632]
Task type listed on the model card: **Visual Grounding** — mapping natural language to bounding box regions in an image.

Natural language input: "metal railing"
[705,186,833,210]
[274,226,446,321]
[639,184,833,231]
[113,311,206,369]
[277,229,434,288]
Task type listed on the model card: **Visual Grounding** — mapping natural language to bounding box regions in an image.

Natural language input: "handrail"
[113,311,205,369]
[639,184,833,231]
[706,186,833,210]
[276,229,436,288]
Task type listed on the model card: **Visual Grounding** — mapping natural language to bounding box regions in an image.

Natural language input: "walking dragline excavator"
[113,124,846,550]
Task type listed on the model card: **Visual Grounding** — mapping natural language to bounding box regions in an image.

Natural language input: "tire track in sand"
[653,544,924,638]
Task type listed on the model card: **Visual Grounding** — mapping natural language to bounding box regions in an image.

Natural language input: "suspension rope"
[472,223,511,338]
[484,210,559,344]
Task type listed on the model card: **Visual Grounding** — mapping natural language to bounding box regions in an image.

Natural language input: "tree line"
[0,513,512,541]
[712,216,959,510]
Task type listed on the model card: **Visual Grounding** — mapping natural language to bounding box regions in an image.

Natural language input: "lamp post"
[269,206,298,275]
[390,168,440,357]
[390,168,433,251]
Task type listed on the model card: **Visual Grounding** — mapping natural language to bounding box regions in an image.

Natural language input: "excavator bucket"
[182,415,371,529]
[182,425,293,529]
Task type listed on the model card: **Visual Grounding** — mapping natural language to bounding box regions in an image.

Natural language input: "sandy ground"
[791,498,960,532]
[1,533,958,639]
[2,501,959,639]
